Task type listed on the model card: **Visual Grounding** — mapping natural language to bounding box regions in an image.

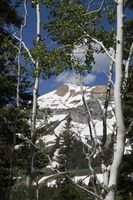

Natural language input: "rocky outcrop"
[54,85,69,96]
[38,84,115,139]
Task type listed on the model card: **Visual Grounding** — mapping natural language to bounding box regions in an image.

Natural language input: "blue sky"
[17,1,131,95]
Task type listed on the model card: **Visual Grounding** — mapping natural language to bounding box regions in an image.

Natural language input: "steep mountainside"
[38,84,115,169]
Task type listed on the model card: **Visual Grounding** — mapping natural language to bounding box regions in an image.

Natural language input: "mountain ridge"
[37,84,115,169]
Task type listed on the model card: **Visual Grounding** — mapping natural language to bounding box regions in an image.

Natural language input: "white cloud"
[72,41,88,66]
[92,52,110,73]
[56,42,113,86]
[72,41,113,74]
[56,71,78,85]
[83,74,96,84]
[56,71,96,85]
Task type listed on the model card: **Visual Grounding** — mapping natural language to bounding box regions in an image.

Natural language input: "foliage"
[57,115,75,171]
[56,115,88,171]
[11,180,88,200]
[0,0,21,26]
[0,1,32,199]
[117,68,133,199]
[50,177,88,200]
[123,68,133,137]
[43,0,97,74]
[1,0,133,199]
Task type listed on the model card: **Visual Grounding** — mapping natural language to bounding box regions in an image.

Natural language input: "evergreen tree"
[53,115,89,200]
[50,177,88,200]
[57,114,88,171]
[117,1,133,194]
[57,115,75,171]
[0,1,32,199]
[117,68,133,200]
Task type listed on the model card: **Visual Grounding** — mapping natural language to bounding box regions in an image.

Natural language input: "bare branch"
[56,35,84,51]
[126,121,133,135]
[36,172,66,185]
[16,0,28,107]
[86,0,95,12]
[16,133,60,173]
[102,52,115,146]
[123,42,133,92]
[13,33,36,65]
[79,77,98,149]
[66,174,103,200]
[84,31,115,62]
[46,41,58,48]
[101,163,110,187]
[9,42,19,51]
[125,42,133,78]
[103,71,115,88]
[88,159,107,192]
[83,0,105,16]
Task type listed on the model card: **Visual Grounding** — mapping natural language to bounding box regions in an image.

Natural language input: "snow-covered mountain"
[36,84,131,186]
[36,84,116,184]
[38,84,115,149]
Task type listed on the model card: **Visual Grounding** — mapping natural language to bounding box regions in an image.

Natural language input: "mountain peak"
[38,84,115,152]
[38,84,113,111]
[54,85,69,96]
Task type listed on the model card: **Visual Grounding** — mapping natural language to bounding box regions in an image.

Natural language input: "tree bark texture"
[26,3,41,200]
[105,1,126,199]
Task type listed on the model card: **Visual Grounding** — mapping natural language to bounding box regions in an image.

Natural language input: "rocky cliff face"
[38,84,115,147]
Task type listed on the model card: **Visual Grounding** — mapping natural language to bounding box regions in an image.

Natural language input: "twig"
[66,174,103,200]
[84,31,115,62]
[9,42,19,51]
[126,121,133,135]
[88,159,107,192]
[13,33,36,65]
[80,77,98,148]
[123,42,133,92]
[102,51,115,145]
[103,71,115,88]
[83,0,105,16]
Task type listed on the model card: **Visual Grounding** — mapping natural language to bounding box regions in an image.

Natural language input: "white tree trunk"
[26,3,41,200]
[105,1,126,199]
[31,2,40,141]
[123,42,133,92]
[16,0,27,107]
[26,175,32,200]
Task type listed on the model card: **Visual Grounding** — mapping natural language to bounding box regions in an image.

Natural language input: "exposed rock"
[54,85,69,96]
[38,84,115,139]
[37,84,116,173]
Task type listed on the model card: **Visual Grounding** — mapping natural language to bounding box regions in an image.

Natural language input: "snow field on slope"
[38,84,93,110]
[35,174,103,187]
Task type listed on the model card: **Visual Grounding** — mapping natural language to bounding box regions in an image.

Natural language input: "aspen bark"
[105,1,126,199]
[31,3,40,141]
[26,3,41,200]
[16,0,27,107]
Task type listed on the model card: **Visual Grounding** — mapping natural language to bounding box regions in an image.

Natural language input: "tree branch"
[123,42,133,92]
[126,121,133,135]
[102,52,115,146]
[66,174,103,200]
[79,76,98,149]
[16,0,28,107]
[13,33,36,65]
[84,31,115,62]
[125,42,133,78]
[88,159,107,192]
[83,0,105,16]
